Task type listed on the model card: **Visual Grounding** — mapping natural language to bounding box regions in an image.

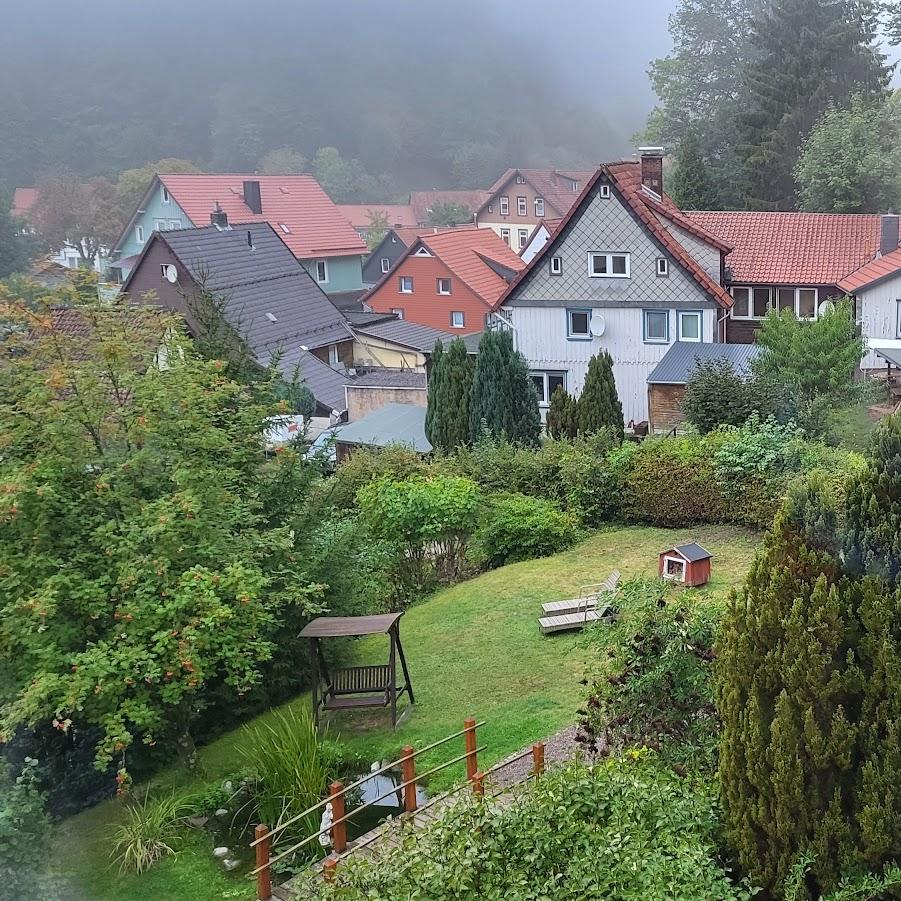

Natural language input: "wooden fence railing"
[249,717,546,899]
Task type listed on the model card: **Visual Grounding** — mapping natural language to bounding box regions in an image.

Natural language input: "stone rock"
[223,858,240,871]
[186,815,209,828]
[223,780,234,795]
[214,808,229,817]
[213,846,230,859]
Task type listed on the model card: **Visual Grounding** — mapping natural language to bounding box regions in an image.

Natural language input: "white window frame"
[662,555,686,582]
[399,276,413,294]
[656,257,669,277]
[499,196,509,216]
[437,277,452,295]
[643,309,670,344]
[518,228,529,249]
[161,185,170,204]
[599,184,610,198]
[450,311,465,329]
[391,307,405,319]
[571,180,580,192]
[500,227,511,245]
[677,310,703,343]
[775,286,819,320]
[167,219,182,230]
[66,255,79,269]
[896,300,901,338]
[517,196,527,216]
[135,224,145,244]
[278,222,291,234]
[515,174,526,185]
[328,344,340,366]
[589,251,630,279]
[567,308,592,340]
[414,246,432,257]
[549,256,563,276]
[315,259,329,284]
[530,370,567,406]
[380,257,390,274]
[487,203,494,214]
[534,198,545,217]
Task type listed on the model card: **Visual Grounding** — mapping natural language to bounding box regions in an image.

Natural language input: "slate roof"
[667,542,712,562]
[337,204,418,229]
[349,370,427,389]
[291,349,351,414]
[149,174,367,258]
[837,247,901,294]
[687,211,887,285]
[497,162,733,310]
[336,402,432,452]
[480,169,595,218]
[354,317,455,352]
[409,190,489,225]
[136,223,355,357]
[647,341,763,385]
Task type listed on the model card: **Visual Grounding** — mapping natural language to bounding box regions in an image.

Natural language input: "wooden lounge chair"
[540,570,620,617]
[538,600,618,636]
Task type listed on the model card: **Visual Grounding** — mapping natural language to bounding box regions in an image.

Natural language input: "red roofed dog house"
[658,542,712,587]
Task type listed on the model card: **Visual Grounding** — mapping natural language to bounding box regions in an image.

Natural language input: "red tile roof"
[391,226,459,247]
[837,247,901,294]
[337,204,418,229]
[687,210,885,285]
[157,174,367,258]
[418,227,526,306]
[409,190,489,225]
[12,187,38,218]
[497,162,733,310]
[481,168,596,218]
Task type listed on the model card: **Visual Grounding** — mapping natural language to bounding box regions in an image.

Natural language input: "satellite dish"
[163,264,178,284]
[589,312,606,337]
[817,299,835,317]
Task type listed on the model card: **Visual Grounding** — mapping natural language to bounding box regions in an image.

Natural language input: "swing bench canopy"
[299,613,414,729]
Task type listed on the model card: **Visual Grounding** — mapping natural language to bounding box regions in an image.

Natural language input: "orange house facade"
[364,228,525,333]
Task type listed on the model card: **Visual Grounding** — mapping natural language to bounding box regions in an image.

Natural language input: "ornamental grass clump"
[109,791,193,874]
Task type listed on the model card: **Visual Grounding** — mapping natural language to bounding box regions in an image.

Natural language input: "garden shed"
[658,542,712,587]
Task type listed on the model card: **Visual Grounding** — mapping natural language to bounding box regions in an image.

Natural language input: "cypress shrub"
[425,337,473,452]
[546,386,578,439]
[577,351,624,441]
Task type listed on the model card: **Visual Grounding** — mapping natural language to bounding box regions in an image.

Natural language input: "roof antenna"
[247,229,255,251]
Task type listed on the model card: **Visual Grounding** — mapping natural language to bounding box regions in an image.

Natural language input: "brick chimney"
[210,202,229,229]
[639,147,664,197]
[880,213,899,256]
[243,180,262,214]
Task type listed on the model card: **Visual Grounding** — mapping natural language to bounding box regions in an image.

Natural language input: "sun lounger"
[538,600,617,636]
[540,570,620,617]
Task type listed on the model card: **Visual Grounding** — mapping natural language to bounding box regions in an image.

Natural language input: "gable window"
[643,309,669,344]
[437,277,452,295]
[550,256,563,276]
[589,252,630,278]
[391,307,405,319]
[328,344,340,366]
[135,224,145,244]
[161,185,170,204]
[567,309,591,339]
[499,196,509,216]
[391,234,398,243]
[517,196,527,216]
[500,227,511,245]
[450,311,465,328]
[487,203,494,214]
[315,259,329,283]
[535,198,545,217]
[399,276,414,293]
[380,257,390,273]
[530,370,567,406]
[167,219,181,230]
[678,310,702,342]
[571,180,580,192]
[516,174,526,184]
[414,246,432,257]
[656,257,669,277]
[153,218,166,232]
[518,228,529,249]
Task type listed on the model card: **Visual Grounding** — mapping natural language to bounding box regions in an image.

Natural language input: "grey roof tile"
[355,318,455,352]
[646,341,763,385]
[337,403,431,452]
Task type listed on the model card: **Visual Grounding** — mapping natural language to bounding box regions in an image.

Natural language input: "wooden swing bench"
[300,613,414,729]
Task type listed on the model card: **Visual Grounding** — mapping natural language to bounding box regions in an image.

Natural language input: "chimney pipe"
[639,146,664,197]
[210,202,229,229]
[880,213,899,257]
[247,229,255,251]
[243,180,262,214]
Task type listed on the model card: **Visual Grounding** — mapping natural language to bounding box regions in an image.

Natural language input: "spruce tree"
[667,130,722,210]
[546,386,578,439]
[735,0,889,210]
[577,351,624,441]
[426,338,473,452]
[468,329,540,447]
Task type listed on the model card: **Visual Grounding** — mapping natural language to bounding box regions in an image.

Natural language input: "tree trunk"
[174,704,202,773]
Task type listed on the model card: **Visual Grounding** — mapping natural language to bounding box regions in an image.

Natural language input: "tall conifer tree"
[577,351,624,441]
[426,338,473,452]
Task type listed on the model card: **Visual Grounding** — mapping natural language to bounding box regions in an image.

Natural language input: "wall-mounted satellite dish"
[163,264,178,284]
[817,299,835,317]
[589,312,606,337]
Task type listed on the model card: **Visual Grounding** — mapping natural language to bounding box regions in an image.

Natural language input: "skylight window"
[279,223,291,234]
[265,312,278,322]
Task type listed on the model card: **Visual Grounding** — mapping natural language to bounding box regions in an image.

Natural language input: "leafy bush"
[579,579,720,769]
[358,475,480,591]
[315,755,751,900]
[109,791,193,874]
[683,358,779,433]
[470,493,578,569]
[546,385,578,439]
[323,445,426,511]
[0,758,55,893]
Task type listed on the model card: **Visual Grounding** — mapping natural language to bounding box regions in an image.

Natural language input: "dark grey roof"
[157,223,353,358]
[668,542,712,562]
[461,332,483,354]
[647,341,763,385]
[350,369,427,389]
[355,318,455,352]
[344,310,397,327]
[336,403,431,452]
[279,348,351,414]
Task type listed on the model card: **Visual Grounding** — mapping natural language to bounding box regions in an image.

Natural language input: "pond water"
[346,769,429,838]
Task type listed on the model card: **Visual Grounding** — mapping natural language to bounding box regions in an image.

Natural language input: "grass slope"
[48,523,759,900]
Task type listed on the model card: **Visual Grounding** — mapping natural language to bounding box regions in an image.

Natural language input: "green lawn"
[47,523,760,900]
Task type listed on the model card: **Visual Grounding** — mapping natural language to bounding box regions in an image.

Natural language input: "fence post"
[254,824,272,901]
[401,745,418,813]
[330,780,347,854]
[323,857,338,883]
[464,717,478,782]
[532,741,545,777]
[472,770,485,798]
